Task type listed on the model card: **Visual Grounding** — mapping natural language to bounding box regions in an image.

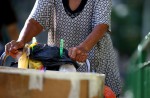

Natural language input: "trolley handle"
[0,48,23,66]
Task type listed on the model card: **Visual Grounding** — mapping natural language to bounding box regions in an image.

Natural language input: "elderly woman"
[5,0,122,97]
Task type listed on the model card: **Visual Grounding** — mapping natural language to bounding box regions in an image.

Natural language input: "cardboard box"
[0,66,105,98]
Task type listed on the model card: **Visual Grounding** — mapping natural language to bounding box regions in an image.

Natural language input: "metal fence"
[123,32,150,98]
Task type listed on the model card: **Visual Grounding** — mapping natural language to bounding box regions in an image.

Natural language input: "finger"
[80,55,88,62]
[4,41,24,58]
[76,46,87,54]
[9,46,18,54]
[74,48,87,61]
[76,49,81,54]
[77,56,86,62]
[9,52,17,58]
[76,53,86,62]
[9,49,18,55]
[79,53,88,62]
[5,42,11,55]
[68,48,72,57]
[10,41,24,53]
[75,55,81,62]
[13,41,24,50]
[10,40,16,47]
[71,47,77,59]
[9,41,18,53]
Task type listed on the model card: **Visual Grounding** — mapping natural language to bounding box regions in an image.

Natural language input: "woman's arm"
[69,0,111,62]
[5,0,52,58]
[68,24,108,62]
[17,18,43,43]
[5,18,43,58]
[79,24,108,52]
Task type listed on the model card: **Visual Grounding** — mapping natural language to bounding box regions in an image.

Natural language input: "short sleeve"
[28,0,55,30]
[92,0,112,30]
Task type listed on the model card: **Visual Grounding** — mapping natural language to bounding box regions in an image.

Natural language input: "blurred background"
[0,0,150,83]
[111,0,150,80]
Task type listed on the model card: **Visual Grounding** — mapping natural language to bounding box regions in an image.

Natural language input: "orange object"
[104,86,116,98]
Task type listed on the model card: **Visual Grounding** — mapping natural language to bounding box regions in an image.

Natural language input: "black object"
[10,62,18,67]
[29,44,79,70]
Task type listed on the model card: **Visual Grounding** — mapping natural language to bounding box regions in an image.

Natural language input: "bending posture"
[5,0,122,96]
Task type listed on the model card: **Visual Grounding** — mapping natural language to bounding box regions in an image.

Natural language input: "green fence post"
[123,32,150,98]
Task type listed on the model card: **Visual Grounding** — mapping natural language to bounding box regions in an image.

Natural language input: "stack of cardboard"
[0,66,105,98]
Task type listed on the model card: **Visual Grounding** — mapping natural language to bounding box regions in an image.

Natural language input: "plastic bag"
[29,43,79,70]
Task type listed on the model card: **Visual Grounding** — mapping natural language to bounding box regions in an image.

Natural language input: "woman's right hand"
[5,40,25,58]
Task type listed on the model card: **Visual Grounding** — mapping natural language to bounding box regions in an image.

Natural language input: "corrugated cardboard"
[0,66,105,98]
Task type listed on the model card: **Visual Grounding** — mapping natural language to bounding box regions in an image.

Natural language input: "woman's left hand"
[68,46,88,62]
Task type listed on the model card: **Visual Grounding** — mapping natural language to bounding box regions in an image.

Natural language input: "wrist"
[16,39,26,45]
[78,43,90,53]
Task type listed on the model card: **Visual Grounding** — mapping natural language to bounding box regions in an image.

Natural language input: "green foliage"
[112,0,143,55]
